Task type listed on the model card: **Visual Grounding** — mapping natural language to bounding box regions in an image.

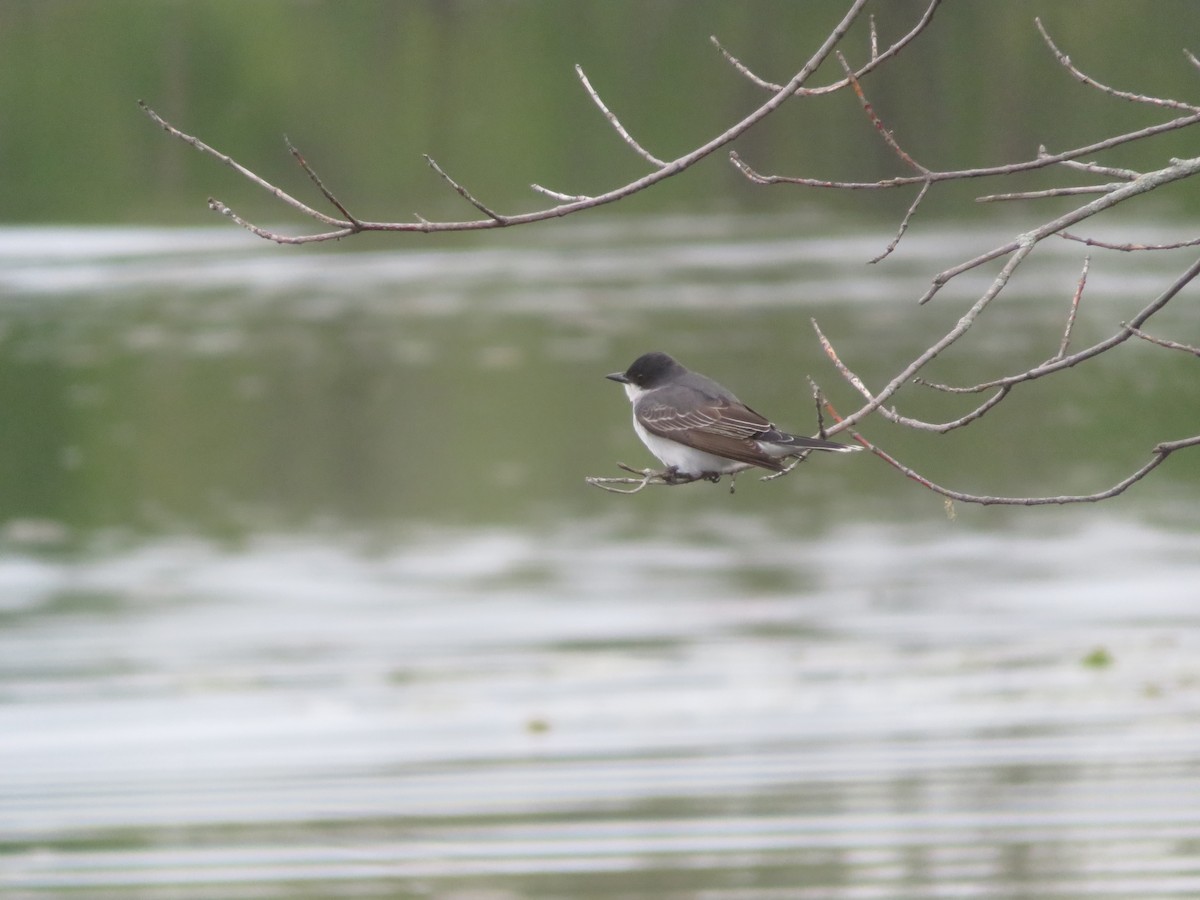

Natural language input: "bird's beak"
[606,372,630,384]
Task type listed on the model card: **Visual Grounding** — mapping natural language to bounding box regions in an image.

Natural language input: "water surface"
[1,219,1198,898]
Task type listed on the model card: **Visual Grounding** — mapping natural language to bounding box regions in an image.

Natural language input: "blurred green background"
[2,0,1199,225]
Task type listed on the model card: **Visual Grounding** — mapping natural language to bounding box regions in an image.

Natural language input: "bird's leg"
[663,466,695,485]
[659,467,713,486]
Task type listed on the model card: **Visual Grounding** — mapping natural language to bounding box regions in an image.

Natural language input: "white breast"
[631,413,740,476]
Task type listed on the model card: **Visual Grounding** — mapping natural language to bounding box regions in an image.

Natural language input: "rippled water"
[1,221,1198,898]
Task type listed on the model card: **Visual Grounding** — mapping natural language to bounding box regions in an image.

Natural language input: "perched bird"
[606,351,860,480]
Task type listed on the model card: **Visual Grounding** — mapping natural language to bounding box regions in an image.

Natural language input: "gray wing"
[636,393,787,472]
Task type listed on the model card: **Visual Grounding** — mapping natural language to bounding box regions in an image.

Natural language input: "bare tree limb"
[145,0,948,244]
[575,65,667,168]
[815,395,1200,507]
[286,137,361,228]
[918,157,1200,304]
[913,252,1200,395]
[730,113,1200,193]
[710,0,942,96]
[863,433,1200,506]
[837,52,929,176]
[1054,256,1089,361]
[1126,326,1200,357]
[1059,231,1200,252]
[586,461,754,493]
[139,100,348,230]
[1046,149,1141,181]
[1036,18,1200,113]
[976,183,1125,202]
[423,155,507,223]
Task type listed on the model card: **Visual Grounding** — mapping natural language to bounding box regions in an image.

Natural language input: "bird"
[606,351,860,481]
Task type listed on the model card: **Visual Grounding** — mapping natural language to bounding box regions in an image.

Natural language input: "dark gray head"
[606,352,688,389]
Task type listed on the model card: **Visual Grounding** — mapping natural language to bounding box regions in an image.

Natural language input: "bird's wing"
[637,395,787,471]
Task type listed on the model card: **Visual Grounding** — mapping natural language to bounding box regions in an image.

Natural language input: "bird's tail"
[772,432,861,453]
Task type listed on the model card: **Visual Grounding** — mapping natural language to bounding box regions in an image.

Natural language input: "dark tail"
[771,432,861,453]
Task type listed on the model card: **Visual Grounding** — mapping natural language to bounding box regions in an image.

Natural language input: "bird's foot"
[660,467,719,486]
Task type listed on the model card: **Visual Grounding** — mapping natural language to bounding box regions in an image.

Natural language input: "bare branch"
[815,317,1012,432]
[914,252,1200,395]
[811,318,873,406]
[918,157,1200,304]
[711,0,943,96]
[837,51,929,176]
[575,65,668,168]
[1126,326,1200,357]
[147,0,946,243]
[1045,148,1141,181]
[286,137,361,227]
[871,180,931,263]
[139,100,347,229]
[864,433,1200,506]
[976,183,1125,202]
[207,199,355,245]
[530,184,594,202]
[1059,231,1200,252]
[1054,256,1089,361]
[586,462,754,493]
[708,36,779,91]
[826,54,934,261]
[816,393,1200,506]
[1036,18,1200,113]
[423,155,507,223]
[732,113,1200,193]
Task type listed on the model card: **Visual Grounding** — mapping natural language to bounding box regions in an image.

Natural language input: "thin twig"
[586,461,755,493]
[838,51,929,175]
[1036,18,1200,113]
[286,137,361,227]
[138,99,347,228]
[871,179,930,263]
[819,393,1200,506]
[919,158,1200,304]
[576,65,668,168]
[710,0,942,95]
[1059,231,1200,252]
[834,51,936,261]
[915,252,1200,395]
[709,36,778,90]
[586,466,660,494]
[976,183,1125,202]
[423,155,507,223]
[530,184,594,202]
[865,433,1200,505]
[811,318,872,405]
[815,317,1012,432]
[207,199,355,244]
[143,0,893,242]
[1054,256,1089,359]
[1044,148,1141,181]
[732,113,1200,193]
[1126,326,1200,357]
